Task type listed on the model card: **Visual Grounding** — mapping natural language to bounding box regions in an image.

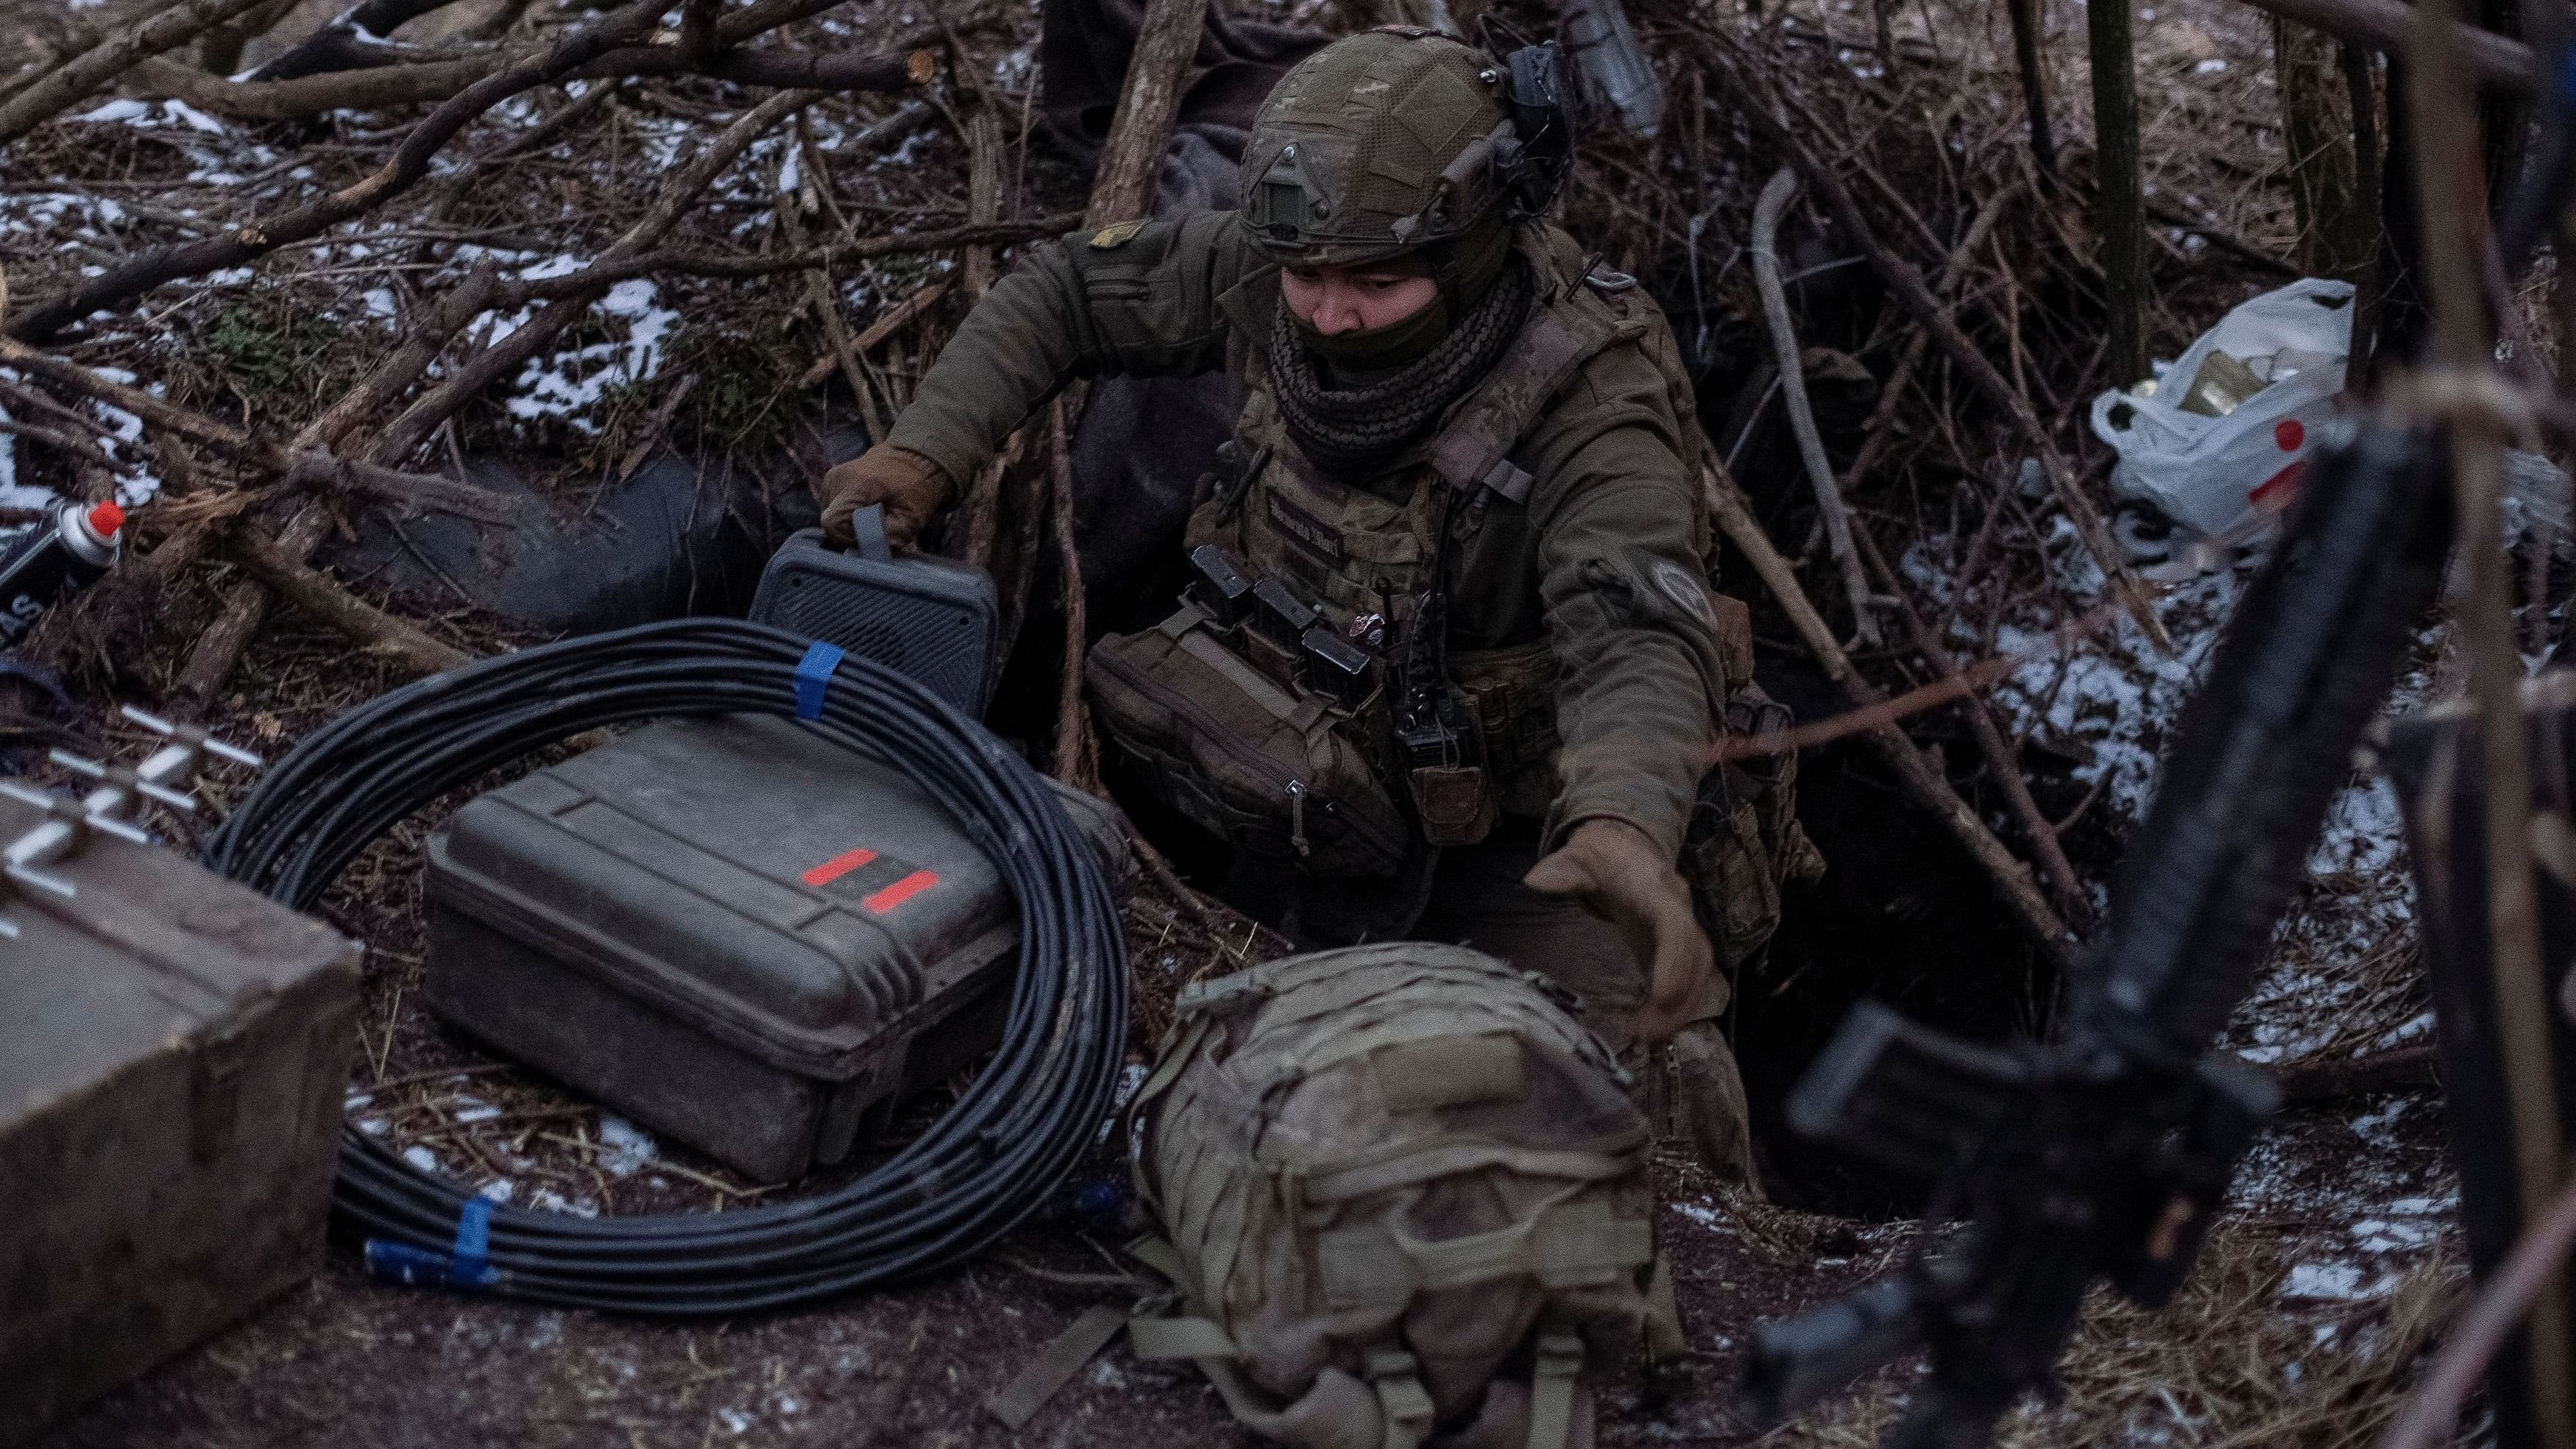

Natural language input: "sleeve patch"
[1649,559,1716,625]
[1089,219,1147,249]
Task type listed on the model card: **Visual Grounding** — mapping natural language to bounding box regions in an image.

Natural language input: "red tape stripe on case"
[863,871,939,913]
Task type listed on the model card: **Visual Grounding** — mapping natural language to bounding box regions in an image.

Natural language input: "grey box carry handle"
[846,503,894,562]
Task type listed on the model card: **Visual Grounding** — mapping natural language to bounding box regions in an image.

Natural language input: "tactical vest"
[1186,225,1682,818]
[1088,223,1819,957]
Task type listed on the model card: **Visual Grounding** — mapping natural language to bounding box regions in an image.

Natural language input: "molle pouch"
[1089,603,1411,876]
[1453,636,1563,818]
[1399,686,1499,846]
[1409,765,1498,846]
[1684,684,1826,968]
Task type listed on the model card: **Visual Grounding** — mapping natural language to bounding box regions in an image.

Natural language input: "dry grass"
[1739,1214,2468,1449]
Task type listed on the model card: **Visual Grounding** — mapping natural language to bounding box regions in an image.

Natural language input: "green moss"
[682,320,798,453]
[195,300,344,403]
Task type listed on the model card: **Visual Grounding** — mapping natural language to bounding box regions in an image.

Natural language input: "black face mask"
[1291,291,1452,375]
[1282,210,1512,377]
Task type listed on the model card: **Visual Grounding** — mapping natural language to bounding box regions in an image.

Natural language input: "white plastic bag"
[2088,277,2356,541]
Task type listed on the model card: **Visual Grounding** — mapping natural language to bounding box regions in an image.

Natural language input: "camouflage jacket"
[883,213,1727,860]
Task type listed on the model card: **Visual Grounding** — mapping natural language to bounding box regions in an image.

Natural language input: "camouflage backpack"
[1124,943,1681,1448]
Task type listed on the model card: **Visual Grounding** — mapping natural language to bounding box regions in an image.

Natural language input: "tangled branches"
[0,0,1050,704]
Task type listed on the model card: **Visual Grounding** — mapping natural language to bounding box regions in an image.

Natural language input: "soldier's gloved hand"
[1524,818,1713,1046]
[817,444,954,550]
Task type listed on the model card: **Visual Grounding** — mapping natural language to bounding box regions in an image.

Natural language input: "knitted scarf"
[1267,259,1533,480]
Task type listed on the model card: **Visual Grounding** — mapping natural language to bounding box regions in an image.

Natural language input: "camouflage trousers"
[1412,829,1759,1192]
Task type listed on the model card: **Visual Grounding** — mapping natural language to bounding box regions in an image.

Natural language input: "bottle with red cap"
[0,499,124,649]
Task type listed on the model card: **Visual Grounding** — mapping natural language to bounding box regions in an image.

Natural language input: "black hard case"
[423,714,1125,1185]
[0,796,360,1446]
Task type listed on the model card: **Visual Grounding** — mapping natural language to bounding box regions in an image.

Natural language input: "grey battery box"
[748,506,1000,718]
[0,793,360,1445]
[423,712,1130,1185]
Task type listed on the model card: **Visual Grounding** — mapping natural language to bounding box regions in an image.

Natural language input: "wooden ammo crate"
[0,790,360,1445]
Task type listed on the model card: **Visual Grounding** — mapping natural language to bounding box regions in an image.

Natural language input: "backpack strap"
[1641,1254,1687,1366]
[1366,1350,1437,1449]
[1127,1237,1401,1449]
[1524,1324,1588,1449]
[983,1304,1129,1429]
[1314,1193,1654,1309]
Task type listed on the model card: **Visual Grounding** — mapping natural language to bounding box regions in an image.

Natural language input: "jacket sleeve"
[1523,344,1726,862]
[881,210,1259,487]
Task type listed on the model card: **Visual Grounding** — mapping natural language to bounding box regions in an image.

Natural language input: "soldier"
[817,29,1803,1183]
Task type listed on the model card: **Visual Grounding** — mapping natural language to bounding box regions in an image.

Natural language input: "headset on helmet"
[1492,34,1572,221]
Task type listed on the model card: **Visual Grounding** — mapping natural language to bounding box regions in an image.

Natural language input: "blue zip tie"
[361,1197,501,1291]
[362,1238,446,1286]
[450,1195,495,1286]
[794,640,846,720]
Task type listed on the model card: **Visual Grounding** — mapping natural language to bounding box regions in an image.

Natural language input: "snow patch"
[530,1188,599,1217]
[597,1115,659,1177]
[504,280,679,426]
[1669,1200,1734,1233]
[2281,1261,2366,1300]
[68,99,155,125]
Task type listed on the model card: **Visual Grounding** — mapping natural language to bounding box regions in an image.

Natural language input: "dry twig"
[1751,166,1881,650]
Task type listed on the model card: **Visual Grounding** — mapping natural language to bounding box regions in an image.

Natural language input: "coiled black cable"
[202,617,1128,1315]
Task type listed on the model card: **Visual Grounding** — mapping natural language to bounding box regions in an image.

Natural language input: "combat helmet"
[1239,28,1570,270]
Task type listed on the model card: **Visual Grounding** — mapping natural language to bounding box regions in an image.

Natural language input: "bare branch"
[2228,0,2538,96]
[297,269,503,456]
[1750,166,1880,650]
[1047,398,1099,793]
[369,88,821,467]
[125,50,492,117]
[125,41,932,118]
[123,0,933,119]
[247,0,481,82]
[500,217,1075,297]
[1710,43,2174,653]
[1703,453,2078,968]
[9,0,679,344]
[0,336,523,524]
[1083,0,1211,227]
[225,524,473,676]
[0,0,286,149]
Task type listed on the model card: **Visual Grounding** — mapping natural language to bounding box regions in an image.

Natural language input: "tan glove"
[816,444,955,550]
[1524,817,1713,1046]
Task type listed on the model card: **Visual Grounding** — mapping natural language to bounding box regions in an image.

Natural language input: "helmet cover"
[1239,29,1515,268]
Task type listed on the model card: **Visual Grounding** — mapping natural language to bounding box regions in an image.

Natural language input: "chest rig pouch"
[1087,543,1411,877]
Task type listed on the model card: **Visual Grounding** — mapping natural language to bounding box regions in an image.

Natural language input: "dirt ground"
[19,626,2463,1449]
